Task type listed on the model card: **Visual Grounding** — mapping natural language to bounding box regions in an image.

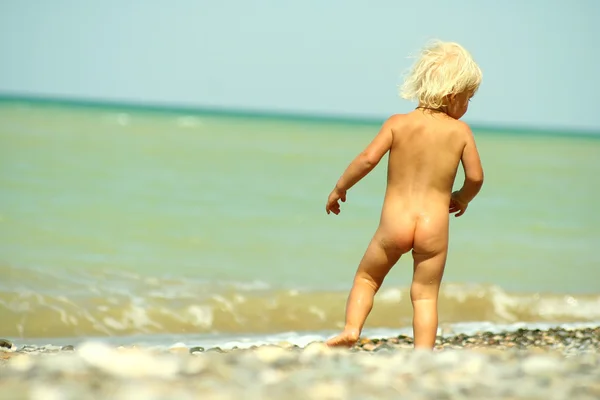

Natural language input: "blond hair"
[399,40,482,109]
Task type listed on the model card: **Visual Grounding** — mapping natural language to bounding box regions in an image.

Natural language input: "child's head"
[399,40,482,119]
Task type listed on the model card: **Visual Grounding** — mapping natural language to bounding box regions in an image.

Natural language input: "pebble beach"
[2,326,599,400]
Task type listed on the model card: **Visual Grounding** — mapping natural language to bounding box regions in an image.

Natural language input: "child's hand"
[449,191,468,217]
[326,187,346,215]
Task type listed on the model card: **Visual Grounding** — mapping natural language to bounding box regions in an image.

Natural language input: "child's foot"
[325,330,360,348]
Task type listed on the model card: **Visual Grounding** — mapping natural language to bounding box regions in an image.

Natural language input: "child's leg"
[326,233,405,347]
[410,248,447,349]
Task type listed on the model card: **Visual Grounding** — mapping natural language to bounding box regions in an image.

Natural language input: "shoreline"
[5,320,600,350]
[1,326,599,399]
[3,325,599,357]
[2,92,599,138]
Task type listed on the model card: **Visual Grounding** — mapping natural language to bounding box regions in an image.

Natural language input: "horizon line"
[0,92,598,138]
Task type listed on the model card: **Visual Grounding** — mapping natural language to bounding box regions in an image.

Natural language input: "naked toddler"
[325,40,484,349]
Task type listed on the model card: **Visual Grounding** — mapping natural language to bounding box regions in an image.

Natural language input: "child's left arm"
[325,116,396,215]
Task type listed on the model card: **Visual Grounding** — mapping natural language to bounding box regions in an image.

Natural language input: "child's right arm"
[452,124,484,214]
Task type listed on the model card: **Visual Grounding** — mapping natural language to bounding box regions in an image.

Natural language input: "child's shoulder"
[381,113,410,128]
[385,113,409,122]
[383,112,470,127]
[383,112,474,141]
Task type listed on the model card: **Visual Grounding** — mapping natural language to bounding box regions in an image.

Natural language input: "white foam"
[176,116,203,128]
[186,305,213,329]
[378,288,403,303]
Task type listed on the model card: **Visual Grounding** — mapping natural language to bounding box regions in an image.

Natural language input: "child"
[325,40,484,349]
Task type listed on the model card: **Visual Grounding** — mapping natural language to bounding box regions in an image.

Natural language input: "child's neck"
[416,105,448,115]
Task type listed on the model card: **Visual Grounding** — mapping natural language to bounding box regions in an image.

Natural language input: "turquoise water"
[1,100,599,339]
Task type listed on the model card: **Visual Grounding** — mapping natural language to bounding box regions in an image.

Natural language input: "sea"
[1,98,599,349]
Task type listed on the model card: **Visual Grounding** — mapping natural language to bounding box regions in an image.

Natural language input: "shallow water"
[1,100,599,341]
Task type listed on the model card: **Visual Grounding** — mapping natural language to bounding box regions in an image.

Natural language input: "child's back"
[387,112,468,202]
[325,40,484,349]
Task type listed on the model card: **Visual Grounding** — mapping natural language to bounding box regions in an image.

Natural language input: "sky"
[0,0,599,132]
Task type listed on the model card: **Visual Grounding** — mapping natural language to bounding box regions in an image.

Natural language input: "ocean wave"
[2,266,599,339]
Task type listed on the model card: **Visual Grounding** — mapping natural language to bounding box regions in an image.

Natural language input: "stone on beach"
[0,339,15,352]
[77,341,180,379]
